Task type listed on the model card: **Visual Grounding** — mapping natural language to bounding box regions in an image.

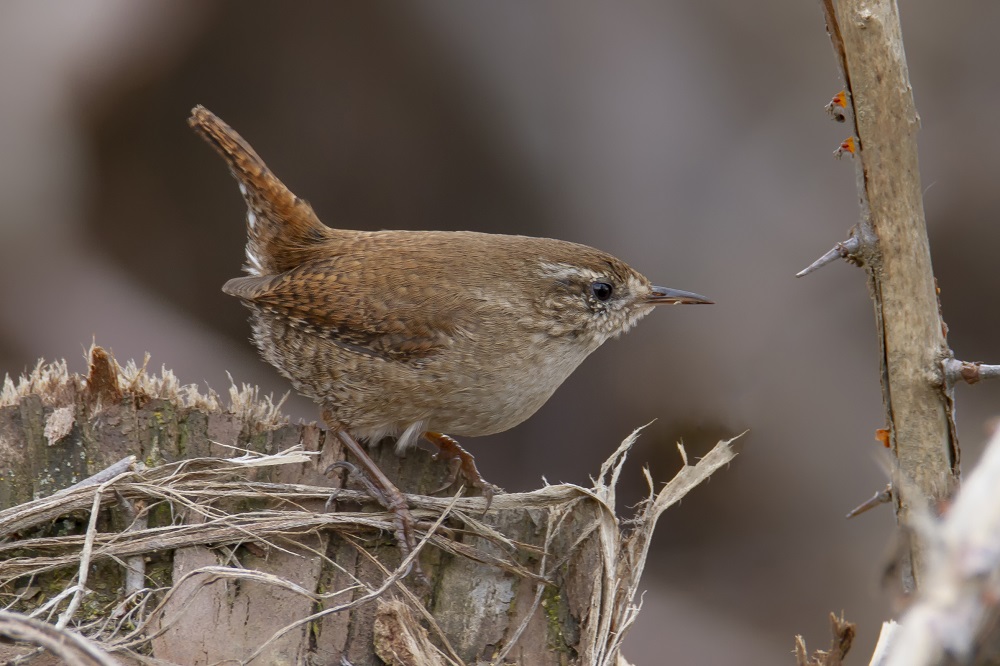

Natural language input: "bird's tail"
[188,105,331,276]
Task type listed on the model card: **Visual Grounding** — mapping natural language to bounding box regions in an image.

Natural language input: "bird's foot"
[324,429,425,582]
[424,431,499,513]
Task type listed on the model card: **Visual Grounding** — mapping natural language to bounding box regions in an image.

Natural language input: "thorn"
[846,483,893,519]
[826,90,848,123]
[796,247,841,278]
[834,136,856,159]
[795,236,861,278]
[943,358,1000,386]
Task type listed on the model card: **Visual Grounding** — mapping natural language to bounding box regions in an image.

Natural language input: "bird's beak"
[645,286,714,305]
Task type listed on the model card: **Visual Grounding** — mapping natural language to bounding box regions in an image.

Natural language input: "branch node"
[833,136,857,159]
[825,89,850,123]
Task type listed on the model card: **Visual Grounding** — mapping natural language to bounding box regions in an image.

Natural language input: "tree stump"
[0,346,736,665]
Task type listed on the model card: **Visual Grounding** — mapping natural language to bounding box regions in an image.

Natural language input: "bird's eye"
[590,281,614,302]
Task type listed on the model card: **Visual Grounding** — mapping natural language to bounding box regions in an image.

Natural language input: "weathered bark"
[0,347,736,665]
[819,0,960,591]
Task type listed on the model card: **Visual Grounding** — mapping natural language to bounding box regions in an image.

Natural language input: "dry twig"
[793,612,856,666]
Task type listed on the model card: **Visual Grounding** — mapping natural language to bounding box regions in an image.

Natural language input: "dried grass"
[0,433,739,664]
[0,349,741,664]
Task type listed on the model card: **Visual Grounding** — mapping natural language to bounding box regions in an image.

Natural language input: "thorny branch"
[818,0,959,591]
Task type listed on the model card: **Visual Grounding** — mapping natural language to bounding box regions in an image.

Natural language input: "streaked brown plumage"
[191,106,709,448]
[189,105,710,559]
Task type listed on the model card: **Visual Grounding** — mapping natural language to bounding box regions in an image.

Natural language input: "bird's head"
[525,246,712,349]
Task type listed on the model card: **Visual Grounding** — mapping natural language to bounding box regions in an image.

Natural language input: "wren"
[189,106,711,562]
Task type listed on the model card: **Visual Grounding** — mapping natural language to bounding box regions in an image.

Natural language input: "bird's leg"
[321,417,419,577]
[424,431,498,512]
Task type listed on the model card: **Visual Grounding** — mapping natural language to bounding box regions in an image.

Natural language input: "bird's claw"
[426,431,500,514]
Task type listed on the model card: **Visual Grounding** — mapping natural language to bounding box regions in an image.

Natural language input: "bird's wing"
[223,259,475,364]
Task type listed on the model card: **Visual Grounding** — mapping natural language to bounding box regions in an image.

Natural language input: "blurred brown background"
[2,1,998,663]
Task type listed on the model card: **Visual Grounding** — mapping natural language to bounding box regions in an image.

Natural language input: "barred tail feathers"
[188,105,330,275]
